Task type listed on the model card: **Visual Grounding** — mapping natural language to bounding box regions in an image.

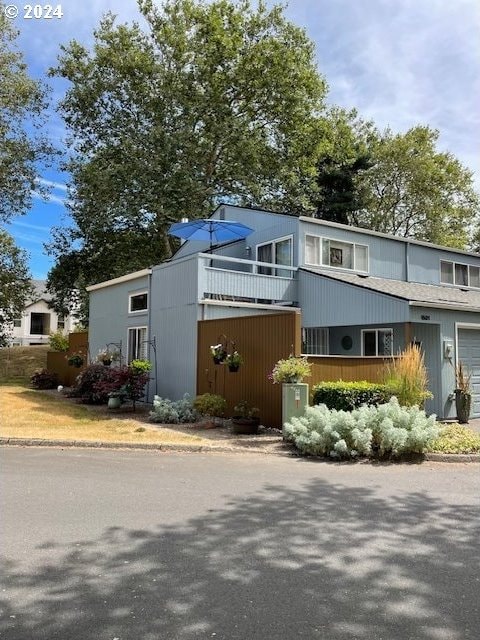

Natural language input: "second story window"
[129,292,148,313]
[256,236,293,277]
[13,318,21,328]
[441,260,480,288]
[305,235,368,272]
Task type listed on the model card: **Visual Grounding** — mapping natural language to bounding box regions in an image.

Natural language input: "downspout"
[147,269,154,402]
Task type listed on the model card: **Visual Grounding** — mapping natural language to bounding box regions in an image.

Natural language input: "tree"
[0,231,33,346]
[0,9,53,222]
[47,0,328,315]
[353,126,480,249]
[314,110,373,224]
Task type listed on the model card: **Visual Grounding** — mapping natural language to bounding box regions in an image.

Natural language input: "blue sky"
[5,0,480,278]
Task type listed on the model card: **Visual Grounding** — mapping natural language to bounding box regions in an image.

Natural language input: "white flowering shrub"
[284,398,439,459]
[149,394,198,424]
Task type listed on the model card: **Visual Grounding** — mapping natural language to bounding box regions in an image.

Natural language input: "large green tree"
[1,9,52,342]
[0,9,53,222]
[321,124,479,249]
[47,0,327,316]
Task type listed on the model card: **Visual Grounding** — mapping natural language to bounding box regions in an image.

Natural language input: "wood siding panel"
[307,356,391,386]
[46,331,89,386]
[197,312,301,427]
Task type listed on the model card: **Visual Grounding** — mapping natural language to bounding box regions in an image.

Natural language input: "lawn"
[0,385,209,446]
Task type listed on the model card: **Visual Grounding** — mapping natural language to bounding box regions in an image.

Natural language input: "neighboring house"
[87,204,480,420]
[8,280,76,346]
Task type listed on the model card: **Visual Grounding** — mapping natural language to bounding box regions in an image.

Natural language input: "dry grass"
[0,385,209,446]
[0,346,49,383]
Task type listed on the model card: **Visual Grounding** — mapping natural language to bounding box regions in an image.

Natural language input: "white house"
[8,280,76,346]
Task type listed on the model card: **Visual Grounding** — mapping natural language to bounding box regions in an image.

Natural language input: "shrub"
[149,394,198,424]
[284,397,439,459]
[428,424,480,454]
[48,330,69,352]
[193,393,227,417]
[312,381,390,411]
[384,344,432,407]
[69,364,116,404]
[129,359,152,374]
[30,368,59,390]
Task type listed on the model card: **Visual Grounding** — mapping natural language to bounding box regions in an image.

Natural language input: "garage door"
[457,328,480,417]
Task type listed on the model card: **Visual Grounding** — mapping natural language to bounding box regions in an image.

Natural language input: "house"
[87,204,480,420]
[8,280,76,346]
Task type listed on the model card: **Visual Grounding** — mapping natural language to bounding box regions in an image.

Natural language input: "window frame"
[361,328,393,356]
[128,291,149,314]
[304,234,369,273]
[13,318,22,328]
[255,235,294,277]
[127,326,148,363]
[301,327,329,355]
[440,259,480,289]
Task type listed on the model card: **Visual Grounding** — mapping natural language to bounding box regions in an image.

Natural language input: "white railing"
[198,253,298,303]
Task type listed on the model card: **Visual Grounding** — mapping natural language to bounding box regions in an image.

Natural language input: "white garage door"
[457,328,480,418]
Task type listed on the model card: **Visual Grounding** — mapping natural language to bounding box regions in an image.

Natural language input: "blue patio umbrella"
[169,219,254,251]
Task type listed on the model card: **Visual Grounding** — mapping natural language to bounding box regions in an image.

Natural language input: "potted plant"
[269,355,312,384]
[231,401,260,434]
[96,348,120,366]
[210,343,227,364]
[455,361,472,424]
[107,389,126,409]
[193,393,227,428]
[67,353,84,368]
[225,350,243,372]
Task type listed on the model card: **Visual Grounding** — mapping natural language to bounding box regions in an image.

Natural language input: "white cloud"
[36,178,68,193]
[32,191,68,207]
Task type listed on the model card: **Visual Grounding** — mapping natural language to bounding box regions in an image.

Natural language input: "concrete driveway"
[1,448,479,640]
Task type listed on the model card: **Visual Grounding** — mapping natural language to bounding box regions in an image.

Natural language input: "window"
[57,316,65,330]
[256,237,293,276]
[362,329,393,356]
[440,260,480,288]
[302,327,329,355]
[129,292,148,313]
[305,235,368,272]
[127,327,147,362]
[30,313,50,335]
[13,318,21,328]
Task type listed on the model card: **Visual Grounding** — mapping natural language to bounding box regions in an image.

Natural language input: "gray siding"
[88,275,150,363]
[299,270,409,327]
[328,323,407,357]
[299,219,406,280]
[150,258,200,399]
[202,304,285,320]
[409,306,480,418]
[408,244,480,285]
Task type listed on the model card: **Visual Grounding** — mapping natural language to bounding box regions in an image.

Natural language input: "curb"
[423,452,480,463]
[0,437,295,456]
[1,438,478,462]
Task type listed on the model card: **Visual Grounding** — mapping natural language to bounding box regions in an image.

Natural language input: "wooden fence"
[197,312,301,428]
[46,331,89,386]
[197,312,394,428]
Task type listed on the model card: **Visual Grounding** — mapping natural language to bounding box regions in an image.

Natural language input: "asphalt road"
[1,448,479,640]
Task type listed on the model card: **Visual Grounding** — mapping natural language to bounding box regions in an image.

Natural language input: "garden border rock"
[0,437,479,462]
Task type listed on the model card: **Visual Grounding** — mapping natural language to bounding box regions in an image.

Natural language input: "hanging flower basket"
[210,343,227,364]
[225,350,243,372]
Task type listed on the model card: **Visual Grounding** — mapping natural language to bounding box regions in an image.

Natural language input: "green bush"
[312,381,390,411]
[48,330,69,352]
[149,394,198,424]
[193,393,227,417]
[284,397,439,459]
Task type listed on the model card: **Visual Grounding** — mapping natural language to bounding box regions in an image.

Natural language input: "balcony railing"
[197,253,298,305]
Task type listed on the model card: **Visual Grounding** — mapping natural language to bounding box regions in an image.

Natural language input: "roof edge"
[86,269,152,292]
